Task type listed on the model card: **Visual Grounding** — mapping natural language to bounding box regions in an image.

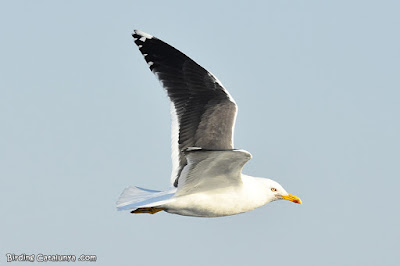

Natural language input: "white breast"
[164,175,271,217]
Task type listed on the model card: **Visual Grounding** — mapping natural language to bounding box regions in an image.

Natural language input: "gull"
[116,30,302,217]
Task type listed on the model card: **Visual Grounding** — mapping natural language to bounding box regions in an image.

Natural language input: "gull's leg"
[130,207,165,214]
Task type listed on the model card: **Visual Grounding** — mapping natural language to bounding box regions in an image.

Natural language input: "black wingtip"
[132,29,154,41]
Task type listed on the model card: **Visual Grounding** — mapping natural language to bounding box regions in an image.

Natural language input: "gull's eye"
[271,188,277,192]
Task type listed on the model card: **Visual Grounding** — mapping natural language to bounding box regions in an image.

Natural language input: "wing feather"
[175,149,252,196]
[133,30,237,186]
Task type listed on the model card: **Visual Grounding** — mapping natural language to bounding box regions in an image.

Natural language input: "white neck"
[240,174,276,209]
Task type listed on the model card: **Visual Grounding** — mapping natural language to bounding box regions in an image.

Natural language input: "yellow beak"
[281,194,302,204]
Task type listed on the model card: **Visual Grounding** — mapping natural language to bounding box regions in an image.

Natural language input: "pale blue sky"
[1,1,399,265]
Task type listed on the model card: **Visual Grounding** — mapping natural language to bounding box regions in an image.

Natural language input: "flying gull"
[116,30,302,217]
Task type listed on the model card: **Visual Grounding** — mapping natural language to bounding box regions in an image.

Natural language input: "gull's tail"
[116,186,176,213]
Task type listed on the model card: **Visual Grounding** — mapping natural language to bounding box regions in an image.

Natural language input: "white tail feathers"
[116,186,176,211]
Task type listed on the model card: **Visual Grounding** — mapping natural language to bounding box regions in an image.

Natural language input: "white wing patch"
[135,30,154,40]
[170,102,180,185]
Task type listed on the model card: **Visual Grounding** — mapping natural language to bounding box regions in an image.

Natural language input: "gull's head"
[265,179,302,205]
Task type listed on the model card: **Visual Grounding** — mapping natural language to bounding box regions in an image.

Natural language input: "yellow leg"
[131,207,165,214]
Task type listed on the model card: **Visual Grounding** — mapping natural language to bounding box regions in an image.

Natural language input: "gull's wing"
[132,30,238,187]
[174,148,252,196]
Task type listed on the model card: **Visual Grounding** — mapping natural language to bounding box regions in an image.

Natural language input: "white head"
[262,178,302,205]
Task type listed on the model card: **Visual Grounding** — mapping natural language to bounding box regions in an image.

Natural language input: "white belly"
[163,187,268,217]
